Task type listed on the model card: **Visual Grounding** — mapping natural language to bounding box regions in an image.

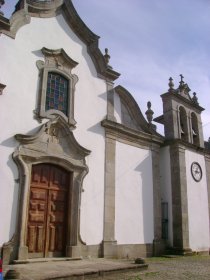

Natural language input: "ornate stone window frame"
[36,47,78,128]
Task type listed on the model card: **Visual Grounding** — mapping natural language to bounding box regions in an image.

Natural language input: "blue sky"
[1,0,210,140]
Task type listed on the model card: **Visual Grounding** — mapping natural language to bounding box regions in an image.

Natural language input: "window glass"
[46,72,69,116]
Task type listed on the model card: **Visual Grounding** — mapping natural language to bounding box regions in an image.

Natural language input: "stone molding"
[0,9,31,38]
[35,47,78,127]
[164,138,206,154]
[161,91,204,113]
[101,119,163,149]
[3,116,91,263]
[0,0,120,82]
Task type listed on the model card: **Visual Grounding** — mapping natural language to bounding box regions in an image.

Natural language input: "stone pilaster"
[152,145,165,255]
[205,153,210,251]
[102,134,117,257]
[170,143,190,252]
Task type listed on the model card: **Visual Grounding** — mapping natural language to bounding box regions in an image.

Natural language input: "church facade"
[0,0,209,264]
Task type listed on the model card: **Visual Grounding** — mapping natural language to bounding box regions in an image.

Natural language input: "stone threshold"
[13,257,82,264]
[5,260,148,280]
[47,264,149,280]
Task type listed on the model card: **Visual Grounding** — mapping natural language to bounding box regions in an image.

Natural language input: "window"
[46,73,69,116]
[191,112,199,146]
[35,47,78,128]
[179,106,189,142]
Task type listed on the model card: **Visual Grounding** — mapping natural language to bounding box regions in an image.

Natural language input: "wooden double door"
[27,164,70,258]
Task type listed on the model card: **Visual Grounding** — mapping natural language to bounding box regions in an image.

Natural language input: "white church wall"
[115,141,154,244]
[159,146,173,246]
[0,15,106,245]
[185,150,210,252]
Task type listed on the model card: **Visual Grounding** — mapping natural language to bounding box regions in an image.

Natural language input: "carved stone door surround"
[9,116,90,261]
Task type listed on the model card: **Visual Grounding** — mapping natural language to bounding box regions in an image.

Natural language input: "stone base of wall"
[116,244,153,259]
[1,241,166,264]
[69,243,154,259]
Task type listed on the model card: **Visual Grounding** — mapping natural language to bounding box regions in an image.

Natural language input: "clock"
[191,162,202,182]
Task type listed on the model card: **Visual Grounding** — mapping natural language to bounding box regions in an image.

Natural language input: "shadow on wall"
[87,121,105,136]
[134,154,154,245]
[7,154,19,239]
[1,136,17,148]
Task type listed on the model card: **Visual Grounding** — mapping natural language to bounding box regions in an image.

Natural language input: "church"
[0,0,209,264]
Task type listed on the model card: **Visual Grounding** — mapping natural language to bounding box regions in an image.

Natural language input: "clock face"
[191,162,202,182]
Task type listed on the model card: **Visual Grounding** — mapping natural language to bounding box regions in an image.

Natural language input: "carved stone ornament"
[6,116,91,262]
[145,101,154,124]
[0,82,6,94]
[36,47,79,128]
[0,0,4,16]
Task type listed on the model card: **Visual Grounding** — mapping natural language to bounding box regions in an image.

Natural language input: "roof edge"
[0,0,120,81]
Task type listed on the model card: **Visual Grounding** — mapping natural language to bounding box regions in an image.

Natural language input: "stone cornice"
[163,138,208,154]
[101,119,164,148]
[15,116,91,157]
[0,0,120,82]
[161,91,204,113]
[41,47,78,69]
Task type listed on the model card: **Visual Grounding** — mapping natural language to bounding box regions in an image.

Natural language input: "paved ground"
[100,256,210,280]
[3,255,210,280]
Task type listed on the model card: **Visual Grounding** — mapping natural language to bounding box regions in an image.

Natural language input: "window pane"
[45,72,69,116]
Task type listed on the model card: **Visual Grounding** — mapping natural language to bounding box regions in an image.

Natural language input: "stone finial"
[0,0,5,16]
[145,101,154,124]
[192,92,199,105]
[178,74,191,95]
[179,74,184,87]
[168,77,174,92]
[104,48,110,65]
[0,83,6,95]
[0,0,5,8]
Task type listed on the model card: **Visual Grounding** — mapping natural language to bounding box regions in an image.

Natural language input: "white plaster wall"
[185,150,210,251]
[0,15,107,245]
[115,141,154,244]
[159,146,173,246]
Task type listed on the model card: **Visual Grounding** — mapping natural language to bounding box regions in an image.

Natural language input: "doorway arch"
[8,116,90,262]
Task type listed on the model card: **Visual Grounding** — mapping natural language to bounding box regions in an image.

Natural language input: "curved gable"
[115,85,162,137]
[0,0,120,81]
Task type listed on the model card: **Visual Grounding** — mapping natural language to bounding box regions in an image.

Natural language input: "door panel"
[27,164,69,258]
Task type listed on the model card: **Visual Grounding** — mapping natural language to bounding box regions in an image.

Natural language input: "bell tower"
[155,75,204,147]
[154,75,208,255]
